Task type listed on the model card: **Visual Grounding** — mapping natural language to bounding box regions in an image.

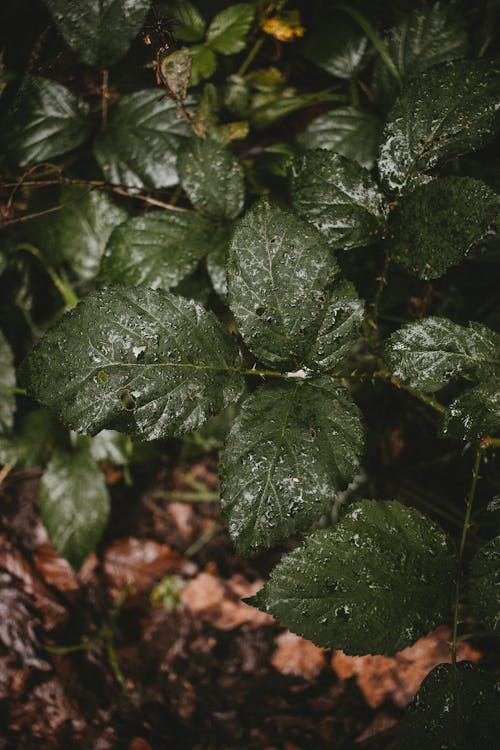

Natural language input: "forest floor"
[0,452,480,750]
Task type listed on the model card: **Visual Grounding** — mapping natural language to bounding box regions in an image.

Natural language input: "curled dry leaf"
[331,626,481,708]
[180,572,274,630]
[271,631,327,681]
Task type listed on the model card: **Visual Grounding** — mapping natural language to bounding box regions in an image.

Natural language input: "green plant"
[1,1,499,745]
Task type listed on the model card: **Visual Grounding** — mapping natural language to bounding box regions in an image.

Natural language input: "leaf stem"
[0,384,27,396]
[373,369,446,415]
[15,243,78,309]
[238,36,264,77]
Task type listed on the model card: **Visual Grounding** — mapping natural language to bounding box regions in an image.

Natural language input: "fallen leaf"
[32,543,79,592]
[271,631,326,680]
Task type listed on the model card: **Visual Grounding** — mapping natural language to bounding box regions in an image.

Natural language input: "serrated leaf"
[298,106,382,170]
[0,409,66,468]
[0,76,91,166]
[93,90,192,190]
[379,60,500,194]
[206,3,255,55]
[385,317,500,393]
[43,0,150,67]
[40,444,110,570]
[99,210,211,290]
[21,286,244,441]
[466,536,500,633]
[373,3,469,108]
[177,138,245,220]
[301,11,370,80]
[398,662,500,750]
[289,150,388,250]
[221,377,364,555]
[0,329,16,434]
[167,0,206,43]
[250,500,455,654]
[26,186,127,281]
[389,177,500,280]
[227,201,337,369]
[442,379,500,440]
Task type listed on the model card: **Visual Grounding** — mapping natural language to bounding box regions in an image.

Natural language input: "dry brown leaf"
[331,625,481,708]
[103,537,197,595]
[271,631,326,680]
[180,572,274,630]
[32,543,79,592]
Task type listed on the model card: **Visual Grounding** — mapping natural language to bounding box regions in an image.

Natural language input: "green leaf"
[385,317,500,393]
[189,45,217,86]
[250,499,456,654]
[177,138,245,220]
[21,286,244,440]
[301,11,370,80]
[26,186,127,281]
[0,329,16,434]
[442,379,500,440]
[93,90,192,190]
[289,150,388,250]
[398,662,500,750]
[206,221,234,299]
[227,201,337,369]
[389,177,500,280]
[206,3,255,55]
[86,430,132,465]
[466,536,500,633]
[43,0,150,67]
[167,0,206,43]
[40,444,110,570]
[220,377,364,555]
[298,106,382,170]
[373,3,469,108]
[0,76,91,166]
[99,210,211,290]
[0,409,66,468]
[379,60,500,194]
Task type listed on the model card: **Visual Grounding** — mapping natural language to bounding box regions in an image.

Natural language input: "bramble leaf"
[442,379,500,440]
[99,210,211,290]
[177,138,245,220]
[221,378,364,555]
[301,11,370,80]
[398,662,500,749]
[298,106,382,170]
[206,222,234,299]
[206,3,255,55]
[385,317,499,393]
[40,444,110,570]
[373,3,469,108]
[289,150,387,250]
[389,177,500,280]
[26,186,127,280]
[22,286,244,440]
[379,60,500,194]
[0,330,16,434]
[43,0,150,67]
[0,77,91,166]
[466,536,500,633]
[250,500,456,654]
[93,90,192,190]
[167,0,206,43]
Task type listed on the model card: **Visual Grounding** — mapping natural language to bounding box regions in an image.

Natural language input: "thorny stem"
[451,444,485,662]
[101,69,109,129]
[373,369,446,415]
[238,36,264,77]
[363,253,391,346]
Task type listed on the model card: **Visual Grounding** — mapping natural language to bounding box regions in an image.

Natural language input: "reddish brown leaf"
[32,543,79,592]
[271,631,326,680]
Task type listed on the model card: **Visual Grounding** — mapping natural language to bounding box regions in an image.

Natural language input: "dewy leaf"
[206,3,255,55]
[99,210,211,290]
[0,76,91,166]
[466,536,500,634]
[249,500,456,654]
[398,662,500,750]
[177,138,245,220]
[206,221,234,299]
[442,379,500,440]
[220,378,364,555]
[93,90,192,190]
[379,60,500,194]
[298,106,383,170]
[0,329,16,434]
[227,201,338,369]
[385,317,500,393]
[389,177,500,280]
[43,0,150,67]
[39,444,110,570]
[373,3,469,108]
[168,0,206,43]
[21,286,243,440]
[26,186,127,281]
[289,150,388,250]
[301,11,370,80]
